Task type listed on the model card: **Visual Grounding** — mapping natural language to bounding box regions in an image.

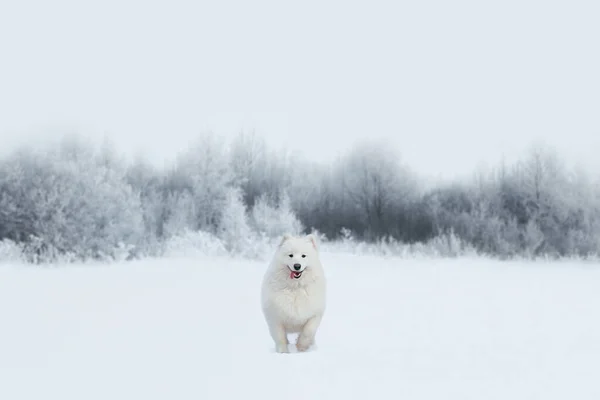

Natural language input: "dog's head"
[276,233,319,280]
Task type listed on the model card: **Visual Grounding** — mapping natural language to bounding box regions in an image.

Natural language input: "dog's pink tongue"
[290,270,295,279]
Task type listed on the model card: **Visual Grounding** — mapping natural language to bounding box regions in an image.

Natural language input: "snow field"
[1,253,599,399]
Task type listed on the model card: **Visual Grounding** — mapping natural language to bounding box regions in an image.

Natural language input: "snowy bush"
[319,228,479,259]
[162,229,228,259]
[422,230,479,258]
[249,192,303,239]
[0,239,25,264]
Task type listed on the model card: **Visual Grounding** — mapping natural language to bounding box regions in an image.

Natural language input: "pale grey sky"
[1,0,599,180]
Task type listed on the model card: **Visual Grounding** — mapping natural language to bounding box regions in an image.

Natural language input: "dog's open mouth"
[290,271,303,279]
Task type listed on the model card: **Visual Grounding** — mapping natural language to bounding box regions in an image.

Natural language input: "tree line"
[1,131,598,262]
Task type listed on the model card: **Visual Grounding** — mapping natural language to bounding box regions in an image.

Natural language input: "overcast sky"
[1,0,598,180]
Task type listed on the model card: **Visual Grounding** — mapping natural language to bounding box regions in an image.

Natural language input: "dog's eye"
[301,254,306,258]
[288,254,293,258]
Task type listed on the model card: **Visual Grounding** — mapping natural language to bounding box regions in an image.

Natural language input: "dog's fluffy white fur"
[260,233,326,353]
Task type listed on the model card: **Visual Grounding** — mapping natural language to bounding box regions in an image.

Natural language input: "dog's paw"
[275,343,289,353]
[295,337,313,352]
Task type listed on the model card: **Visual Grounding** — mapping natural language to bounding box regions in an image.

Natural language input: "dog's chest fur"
[263,276,326,332]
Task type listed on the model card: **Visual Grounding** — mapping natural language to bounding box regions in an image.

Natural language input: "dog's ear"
[306,233,318,250]
[279,233,293,247]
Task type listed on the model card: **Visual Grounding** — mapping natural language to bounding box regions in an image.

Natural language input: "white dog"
[260,233,326,353]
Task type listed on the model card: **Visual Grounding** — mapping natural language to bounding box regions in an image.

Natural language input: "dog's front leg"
[268,322,289,353]
[296,314,322,352]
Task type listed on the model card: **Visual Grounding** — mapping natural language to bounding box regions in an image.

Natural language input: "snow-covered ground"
[1,252,599,400]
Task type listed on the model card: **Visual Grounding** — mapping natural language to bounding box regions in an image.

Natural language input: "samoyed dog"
[261,233,326,353]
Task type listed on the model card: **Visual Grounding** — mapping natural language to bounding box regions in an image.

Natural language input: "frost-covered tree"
[161,190,196,239]
[287,161,342,238]
[216,187,253,254]
[173,132,236,231]
[0,139,144,261]
[511,144,580,255]
[229,130,294,208]
[125,156,165,253]
[338,140,418,239]
[229,130,268,207]
[250,191,303,239]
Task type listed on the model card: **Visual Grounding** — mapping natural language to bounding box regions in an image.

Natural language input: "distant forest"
[1,131,599,262]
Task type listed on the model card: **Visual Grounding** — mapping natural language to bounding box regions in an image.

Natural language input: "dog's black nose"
[293,263,301,271]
